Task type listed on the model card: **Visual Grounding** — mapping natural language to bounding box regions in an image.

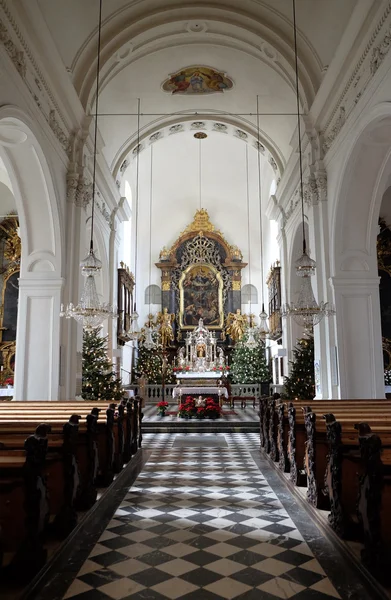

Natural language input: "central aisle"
[61,434,372,600]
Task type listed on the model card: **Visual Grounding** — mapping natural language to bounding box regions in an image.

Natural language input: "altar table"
[0,387,14,398]
[173,386,228,399]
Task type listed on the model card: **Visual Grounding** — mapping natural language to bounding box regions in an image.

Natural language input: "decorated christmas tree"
[283,334,315,399]
[230,334,269,384]
[135,331,173,384]
[82,328,123,400]
[385,369,391,386]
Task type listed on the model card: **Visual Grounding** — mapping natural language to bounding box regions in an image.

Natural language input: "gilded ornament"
[225,309,248,342]
[162,281,171,291]
[159,246,170,261]
[232,280,241,291]
[157,308,175,347]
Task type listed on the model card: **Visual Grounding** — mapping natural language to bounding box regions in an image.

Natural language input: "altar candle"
[0,366,3,371]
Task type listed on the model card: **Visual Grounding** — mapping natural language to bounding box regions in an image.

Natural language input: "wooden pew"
[0,398,142,579]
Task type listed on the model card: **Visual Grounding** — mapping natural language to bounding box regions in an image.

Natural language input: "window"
[241,284,258,304]
[145,284,161,305]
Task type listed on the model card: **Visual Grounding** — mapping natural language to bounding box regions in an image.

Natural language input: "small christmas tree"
[230,334,269,384]
[82,328,123,400]
[283,334,315,399]
[385,369,391,386]
[135,331,173,384]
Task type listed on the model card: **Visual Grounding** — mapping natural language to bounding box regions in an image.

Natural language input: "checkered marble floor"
[63,434,342,600]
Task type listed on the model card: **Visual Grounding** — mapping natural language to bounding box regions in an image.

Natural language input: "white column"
[308,199,333,399]
[15,278,64,400]
[331,276,384,399]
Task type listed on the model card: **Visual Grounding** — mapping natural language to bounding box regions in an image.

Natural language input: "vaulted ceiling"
[19,0,364,177]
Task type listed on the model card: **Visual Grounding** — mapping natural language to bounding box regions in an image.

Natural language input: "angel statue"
[157,307,175,348]
[225,309,248,342]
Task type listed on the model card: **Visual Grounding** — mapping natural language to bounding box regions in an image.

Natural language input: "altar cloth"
[0,387,14,397]
[173,386,228,399]
[176,372,221,379]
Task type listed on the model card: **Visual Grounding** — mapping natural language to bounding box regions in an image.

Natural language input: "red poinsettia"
[4,377,13,386]
[157,401,169,409]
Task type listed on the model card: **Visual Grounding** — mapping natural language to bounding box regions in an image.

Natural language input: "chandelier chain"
[90,0,103,252]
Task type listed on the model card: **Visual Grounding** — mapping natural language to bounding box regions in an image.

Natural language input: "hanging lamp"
[143,145,157,350]
[60,0,116,330]
[281,0,335,331]
[244,145,258,349]
[128,98,142,341]
[256,94,269,341]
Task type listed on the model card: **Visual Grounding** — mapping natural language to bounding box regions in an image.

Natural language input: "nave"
[41,434,376,600]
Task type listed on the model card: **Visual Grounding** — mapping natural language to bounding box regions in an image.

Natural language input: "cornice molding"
[322,1,391,154]
[0,1,70,154]
[280,171,327,228]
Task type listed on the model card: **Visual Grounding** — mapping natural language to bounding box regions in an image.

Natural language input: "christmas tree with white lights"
[283,334,315,399]
[135,331,173,384]
[230,334,269,384]
[385,370,391,386]
[82,328,123,400]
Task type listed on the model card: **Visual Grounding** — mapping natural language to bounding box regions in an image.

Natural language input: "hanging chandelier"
[256,94,269,341]
[143,145,157,350]
[127,98,142,342]
[281,0,335,331]
[243,145,259,349]
[60,0,116,330]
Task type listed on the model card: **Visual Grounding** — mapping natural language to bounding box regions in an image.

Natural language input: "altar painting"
[179,264,224,329]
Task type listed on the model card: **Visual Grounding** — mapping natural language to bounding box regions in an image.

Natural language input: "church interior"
[1,0,391,598]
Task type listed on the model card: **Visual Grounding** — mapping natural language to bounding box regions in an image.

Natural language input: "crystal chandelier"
[142,145,157,350]
[127,98,142,342]
[256,94,269,341]
[60,0,116,330]
[281,0,335,331]
[243,146,261,349]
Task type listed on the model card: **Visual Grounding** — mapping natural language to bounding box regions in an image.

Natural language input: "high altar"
[156,209,246,341]
[155,209,246,400]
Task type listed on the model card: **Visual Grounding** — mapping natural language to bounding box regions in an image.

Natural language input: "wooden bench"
[259,397,391,581]
[0,397,143,581]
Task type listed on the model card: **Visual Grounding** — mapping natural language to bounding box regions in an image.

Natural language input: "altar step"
[142,420,260,434]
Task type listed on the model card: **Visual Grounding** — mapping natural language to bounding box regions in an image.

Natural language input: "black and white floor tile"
[60,434,368,600]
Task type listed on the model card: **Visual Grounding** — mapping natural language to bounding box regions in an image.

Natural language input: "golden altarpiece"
[156,209,247,350]
[0,215,20,381]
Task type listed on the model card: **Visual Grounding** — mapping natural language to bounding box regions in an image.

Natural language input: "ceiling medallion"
[194,132,207,139]
[162,66,233,95]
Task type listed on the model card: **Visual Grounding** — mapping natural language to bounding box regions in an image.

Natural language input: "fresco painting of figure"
[162,66,233,95]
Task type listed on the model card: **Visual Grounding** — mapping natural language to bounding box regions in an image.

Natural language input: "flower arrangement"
[4,377,13,387]
[177,396,221,419]
[157,400,169,416]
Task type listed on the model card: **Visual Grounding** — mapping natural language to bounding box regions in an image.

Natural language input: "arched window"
[145,284,161,305]
[241,284,258,304]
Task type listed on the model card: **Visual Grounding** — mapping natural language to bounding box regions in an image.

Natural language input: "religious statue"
[145,313,156,328]
[225,309,248,342]
[157,308,175,347]
[217,347,225,367]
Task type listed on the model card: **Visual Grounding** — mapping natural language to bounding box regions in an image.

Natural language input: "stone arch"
[0,106,63,400]
[330,102,391,398]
